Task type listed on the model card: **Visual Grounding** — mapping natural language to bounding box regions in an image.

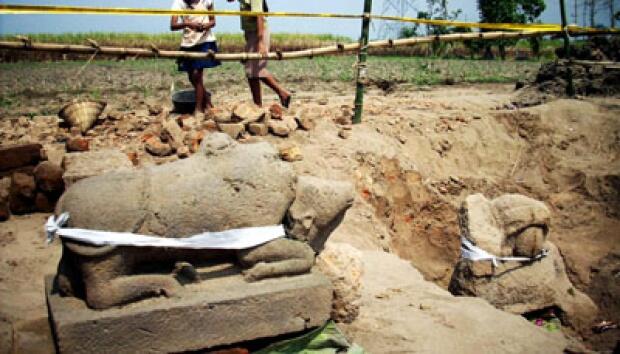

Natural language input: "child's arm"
[170,15,204,31]
[202,2,216,31]
[254,0,267,55]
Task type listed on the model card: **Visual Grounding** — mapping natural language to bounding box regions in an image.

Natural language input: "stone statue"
[449,193,598,332]
[54,133,354,310]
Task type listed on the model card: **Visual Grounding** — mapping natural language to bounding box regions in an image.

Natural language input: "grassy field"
[0,55,546,102]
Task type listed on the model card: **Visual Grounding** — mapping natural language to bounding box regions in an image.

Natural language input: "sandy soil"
[0,77,619,352]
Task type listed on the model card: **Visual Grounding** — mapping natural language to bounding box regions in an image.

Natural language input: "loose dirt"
[0,69,618,351]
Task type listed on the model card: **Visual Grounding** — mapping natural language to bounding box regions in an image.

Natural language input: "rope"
[1,4,618,34]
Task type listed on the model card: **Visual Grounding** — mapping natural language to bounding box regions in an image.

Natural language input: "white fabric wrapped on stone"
[46,212,284,249]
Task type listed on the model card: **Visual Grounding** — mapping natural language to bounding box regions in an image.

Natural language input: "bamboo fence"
[0,30,564,61]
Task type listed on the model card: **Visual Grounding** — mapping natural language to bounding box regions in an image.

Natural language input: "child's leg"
[248,78,262,107]
[260,74,290,107]
[188,70,204,115]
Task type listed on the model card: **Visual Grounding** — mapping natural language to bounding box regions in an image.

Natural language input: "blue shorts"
[177,41,221,72]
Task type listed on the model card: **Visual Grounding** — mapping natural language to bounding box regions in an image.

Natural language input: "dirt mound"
[556,36,620,62]
[513,61,620,107]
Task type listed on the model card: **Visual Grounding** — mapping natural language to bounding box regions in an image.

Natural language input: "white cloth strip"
[45,213,284,250]
[461,237,548,267]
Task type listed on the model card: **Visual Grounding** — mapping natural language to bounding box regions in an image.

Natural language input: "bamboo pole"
[0,30,565,62]
[353,0,372,125]
[559,0,575,96]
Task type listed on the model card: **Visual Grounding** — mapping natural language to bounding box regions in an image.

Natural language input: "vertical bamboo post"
[353,0,372,124]
[559,0,575,97]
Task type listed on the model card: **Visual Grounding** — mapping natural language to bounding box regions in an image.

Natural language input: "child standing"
[228,0,291,108]
[171,0,221,119]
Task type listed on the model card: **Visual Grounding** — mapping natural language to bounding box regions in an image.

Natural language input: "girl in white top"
[171,0,221,117]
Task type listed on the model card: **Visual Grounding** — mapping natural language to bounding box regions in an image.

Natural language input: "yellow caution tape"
[0,4,362,19]
[0,4,617,34]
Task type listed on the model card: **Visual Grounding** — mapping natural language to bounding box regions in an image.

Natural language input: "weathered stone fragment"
[268,120,291,137]
[279,145,303,162]
[145,136,173,157]
[9,172,36,214]
[35,192,55,212]
[65,137,89,152]
[296,115,316,131]
[61,150,133,187]
[450,193,598,333]
[161,119,186,150]
[206,107,231,123]
[176,146,190,159]
[268,103,283,120]
[232,103,265,124]
[0,144,42,172]
[286,176,354,252]
[46,272,332,354]
[248,123,268,136]
[0,177,10,221]
[316,242,363,323]
[34,161,65,194]
[283,116,298,131]
[218,123,245,139]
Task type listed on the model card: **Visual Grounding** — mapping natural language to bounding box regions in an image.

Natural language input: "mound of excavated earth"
[343,251,571,354]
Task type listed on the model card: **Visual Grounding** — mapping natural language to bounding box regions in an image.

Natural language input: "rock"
[57,133,295,236]
[9,172,36,214]
[176,146,190,159]
[338,129,351,139]
[491,194,551,246]
[450,243,598,333]
[316,242,363,323]
[295,115,316,131]
[46,273,331,354]
[161,119,186,150]
[0,177,10,221]
[187,130,206,154]
[268,103,283,120]
[11,317,56,354]
[0,318,12,353]
[65,137,89,152]
[33,161,65,194]
[206,107,231,123]
[107,111,124,121]
[450,193,598,333]
[61,150,133,188]
[268,120,291,137]
[286,176,354,252]
[41,144,66,167]
[248,123,268,136]
[279,145,303,162]
[178,116,199,131]
[283,116,298,131]
[460,194,550,257]
[218,123,245,139]
[34,192,55,212]
[145,136,173,157]
[459,194,505,256]
[202,120,218,131]
[232,103,265,124]
[147,104,163,116]
[0,144,43,172]
[344,251,569,354]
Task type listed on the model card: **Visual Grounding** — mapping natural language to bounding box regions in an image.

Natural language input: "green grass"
[0,55,547,92]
